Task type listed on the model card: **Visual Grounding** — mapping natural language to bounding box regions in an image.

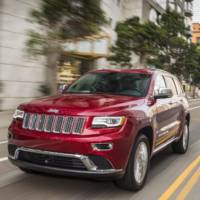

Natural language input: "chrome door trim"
[152,137,178,155]
[158,120,181,138]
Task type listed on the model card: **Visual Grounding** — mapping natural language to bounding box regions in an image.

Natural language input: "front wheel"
[172,123,189,154]
[115,134,150,191]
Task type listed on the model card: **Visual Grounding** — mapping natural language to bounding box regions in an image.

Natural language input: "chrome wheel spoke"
[134,142,148,184]
[183,125,189,150]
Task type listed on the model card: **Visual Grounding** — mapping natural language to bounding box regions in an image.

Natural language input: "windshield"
[65,72,151,97]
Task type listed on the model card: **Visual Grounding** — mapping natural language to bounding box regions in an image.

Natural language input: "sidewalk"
[188,98,200,102]
[0,110,14,128]
[0,110,14,141]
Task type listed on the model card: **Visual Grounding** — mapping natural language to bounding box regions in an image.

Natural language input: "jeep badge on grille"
[47,109,59,114]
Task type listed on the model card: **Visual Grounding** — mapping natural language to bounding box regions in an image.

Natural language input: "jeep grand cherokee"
[8,69,190,191]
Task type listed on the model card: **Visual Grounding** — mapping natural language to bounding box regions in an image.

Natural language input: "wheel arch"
[137,126,154,154]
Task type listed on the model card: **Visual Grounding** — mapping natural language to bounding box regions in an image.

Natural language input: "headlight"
[13,109,24,119]
[92,116,126,128]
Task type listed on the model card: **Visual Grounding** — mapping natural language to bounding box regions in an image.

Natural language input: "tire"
[115,134,150,191]
[172,123,189,154]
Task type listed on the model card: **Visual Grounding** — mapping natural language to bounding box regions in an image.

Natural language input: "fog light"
[91,143,113,151]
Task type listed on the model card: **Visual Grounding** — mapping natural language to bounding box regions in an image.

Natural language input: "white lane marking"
[189,106,200,111]
[0,140,8,145]
[0,157,8,162]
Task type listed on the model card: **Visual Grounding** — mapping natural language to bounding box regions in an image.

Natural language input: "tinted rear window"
[164,76,178,95]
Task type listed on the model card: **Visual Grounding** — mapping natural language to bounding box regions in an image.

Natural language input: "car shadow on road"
[148,146,178,181]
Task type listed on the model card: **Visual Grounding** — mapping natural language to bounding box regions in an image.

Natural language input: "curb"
[0,110,15,114]
[188,99,200,102]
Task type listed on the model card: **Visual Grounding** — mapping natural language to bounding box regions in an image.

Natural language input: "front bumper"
[8,116,136,176]
[8,145,124,179]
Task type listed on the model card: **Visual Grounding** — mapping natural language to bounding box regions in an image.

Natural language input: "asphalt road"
[1,101,200,200]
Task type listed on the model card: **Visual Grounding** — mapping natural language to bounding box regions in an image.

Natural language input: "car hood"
[21,93,145,115]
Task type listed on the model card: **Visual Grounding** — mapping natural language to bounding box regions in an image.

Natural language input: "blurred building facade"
[0,0,45,110]
[61,0,193,81]
[192,23,200,45]
[0,0,193,110]
[99,0,192,66]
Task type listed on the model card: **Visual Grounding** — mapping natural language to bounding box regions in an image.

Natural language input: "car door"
[173,77,188,137]
[161,76,182,142]
[154,75,180,147]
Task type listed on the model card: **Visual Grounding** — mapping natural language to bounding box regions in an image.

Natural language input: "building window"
[149,9,158,23]
[185,2,192,11]
[155,0,167,10]
[113,0,121,6]
[117,0,121,6]
[177,5,182,13]
[168,0,175,11]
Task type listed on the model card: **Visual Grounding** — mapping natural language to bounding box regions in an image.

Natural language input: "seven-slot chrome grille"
[22,113,85,134]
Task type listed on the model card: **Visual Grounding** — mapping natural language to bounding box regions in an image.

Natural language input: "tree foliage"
[108,17,160,66]
[109,10,200,84]
[26,0,107,93]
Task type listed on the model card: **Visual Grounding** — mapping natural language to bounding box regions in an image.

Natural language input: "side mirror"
[61,85,70,94]
[154,88,173,99]
[57,84,69,94]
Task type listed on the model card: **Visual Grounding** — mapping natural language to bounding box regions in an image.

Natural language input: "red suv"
[8,69,190,191]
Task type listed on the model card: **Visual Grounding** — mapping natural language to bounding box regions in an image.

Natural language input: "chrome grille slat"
[74,118,85,134]
[28,114,33,130]
[44,115,54,132]
[22,113,85,134]
[23,113,30,129]
[63,117,74,134]
[37,114,46,131]
[29,114,37,130]
[52,116,58,133]
[54,116,64,133]
[35,114,41,131]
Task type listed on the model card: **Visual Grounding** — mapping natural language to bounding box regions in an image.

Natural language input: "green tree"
[187,46,200,86]
[109,10,200,83]
[108,17,160,66]
[149,10,191,75]
[26,0,107,94]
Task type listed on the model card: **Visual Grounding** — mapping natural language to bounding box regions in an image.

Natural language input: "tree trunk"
[192,86,196,99]
[46,52,59,95]
[139,54,146,67]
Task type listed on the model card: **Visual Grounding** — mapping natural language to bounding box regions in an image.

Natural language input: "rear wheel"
[115,134,150,191]
[172,123,189,154]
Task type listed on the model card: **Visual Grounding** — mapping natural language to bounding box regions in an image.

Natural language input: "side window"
[173,78,184,95]
[154,75,166,93]
[164,76,178,95]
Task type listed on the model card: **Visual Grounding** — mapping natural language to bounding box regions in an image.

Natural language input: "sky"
[193,0,200,22]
